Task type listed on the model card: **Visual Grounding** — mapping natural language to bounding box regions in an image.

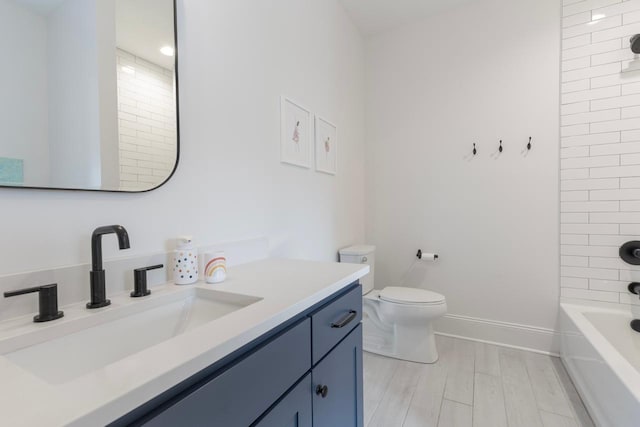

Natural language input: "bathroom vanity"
[0,259,368,426]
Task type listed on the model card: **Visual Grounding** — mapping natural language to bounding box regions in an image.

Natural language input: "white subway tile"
[590,117,640,133]
[590,141,640,155]
[592,48,637,65]
[591,69,640,88]
[561,266,619,280]
[619,293,640,305]
[564,0,622,17]
[621,81,640,95]
[592,21,640,43]
[621,200,640,210]
[621,129,640,141]
[590,164,640,177]
[621,105,640,119]
[562,169,591,180]
[564,11,592,28]
[562,256,590,267]
[563,58,591,73]
[591,188,640,199]
[620,223,640,233]
[561,244,619,256]
[589,234,637,245]
[564,15,622,39]
[562,132,620,147]
[621,152,640,164]
[591,93,640,110]
[562,212,590,223]
[624,9,640,25]
[562,62,621,82]
[593,0,640,15]
[560,177,619,189]
[562,79,591,94]
[590,211,640,222]
[563,85,620,102]
[561,190,590,201]
[562,234,590,245]
[561,276,589,289]
[562,146,591,158]
[621,177,640,187]
[561,287,620,302]
[561,155,619,169]
[561,223,619,234]
[620,269,640,281]
[562,109,621,125]
[563,38,621,60]
[562,101,591,115]
[560,201,619,211]
[589,256,629,269]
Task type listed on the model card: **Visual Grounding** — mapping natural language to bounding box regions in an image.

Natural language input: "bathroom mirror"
[0,0,178,192]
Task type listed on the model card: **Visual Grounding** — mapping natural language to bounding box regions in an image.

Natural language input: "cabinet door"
[253,374,312,427]
[312,324,363,427]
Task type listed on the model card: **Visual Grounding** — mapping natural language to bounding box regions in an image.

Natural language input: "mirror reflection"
[0,0,178,192]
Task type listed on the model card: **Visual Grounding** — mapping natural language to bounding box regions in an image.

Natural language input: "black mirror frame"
[0,0,180,194]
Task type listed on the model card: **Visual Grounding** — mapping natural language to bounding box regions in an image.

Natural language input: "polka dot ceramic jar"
[173,236,198,285]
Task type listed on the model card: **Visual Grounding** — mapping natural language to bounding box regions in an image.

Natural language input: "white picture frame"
[315,116,337,175]
[280,96,312,168]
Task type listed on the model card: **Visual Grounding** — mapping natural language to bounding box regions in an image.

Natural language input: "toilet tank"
[339,245,375,294]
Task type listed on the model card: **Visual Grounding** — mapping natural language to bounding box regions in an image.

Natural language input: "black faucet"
[87,225,130,309]
[4,284,64,322]
[629,283,640,333]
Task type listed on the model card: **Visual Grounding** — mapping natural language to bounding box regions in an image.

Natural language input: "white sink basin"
[0,286,261,384]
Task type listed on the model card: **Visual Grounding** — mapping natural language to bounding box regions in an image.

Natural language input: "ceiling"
[339,0,477,36]
[10,0,65,15]
[116,0,175,70]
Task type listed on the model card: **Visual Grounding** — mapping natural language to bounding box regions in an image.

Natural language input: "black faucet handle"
[132,264,164,298]
[4,284,64,323]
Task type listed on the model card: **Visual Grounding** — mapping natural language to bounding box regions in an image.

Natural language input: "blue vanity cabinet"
[312,325,363,427]
[115,283,363,427]
[253,374,313,427]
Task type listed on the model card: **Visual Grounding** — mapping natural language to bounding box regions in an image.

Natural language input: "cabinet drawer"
[143,318,311,427]
[311,285,362,365]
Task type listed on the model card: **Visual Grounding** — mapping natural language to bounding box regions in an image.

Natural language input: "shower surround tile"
[561,0,640,307]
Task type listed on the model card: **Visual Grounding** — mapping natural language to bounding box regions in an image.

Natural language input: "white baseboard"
[435,314,561,356]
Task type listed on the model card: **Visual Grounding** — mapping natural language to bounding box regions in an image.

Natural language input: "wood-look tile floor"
[364,335,594,427]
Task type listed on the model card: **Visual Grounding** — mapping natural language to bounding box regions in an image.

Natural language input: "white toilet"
[339,245,447,364]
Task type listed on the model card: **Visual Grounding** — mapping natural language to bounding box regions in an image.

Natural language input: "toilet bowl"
[339,245,447,364]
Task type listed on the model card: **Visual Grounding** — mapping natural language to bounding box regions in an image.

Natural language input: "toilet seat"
[379,286,445,305]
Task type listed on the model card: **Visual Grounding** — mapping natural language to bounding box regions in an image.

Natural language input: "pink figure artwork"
[324,137,331,159]
[292,121,300,144]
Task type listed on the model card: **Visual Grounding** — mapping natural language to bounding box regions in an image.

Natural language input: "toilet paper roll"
[418,252,438,261]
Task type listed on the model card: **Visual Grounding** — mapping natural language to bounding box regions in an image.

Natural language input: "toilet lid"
[379,287,445,305]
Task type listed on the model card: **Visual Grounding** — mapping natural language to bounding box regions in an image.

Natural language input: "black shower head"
[631,34,640,54]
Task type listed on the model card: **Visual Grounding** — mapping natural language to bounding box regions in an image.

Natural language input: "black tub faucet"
[88,225,130,309]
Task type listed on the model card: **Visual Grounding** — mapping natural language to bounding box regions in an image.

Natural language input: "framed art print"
[315,116,337,175]
[280,96,312,168]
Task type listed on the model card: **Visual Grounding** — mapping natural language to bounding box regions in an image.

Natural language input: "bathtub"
[560,303,640,427]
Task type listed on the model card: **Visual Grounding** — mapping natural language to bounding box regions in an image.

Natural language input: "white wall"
[560,0,640,312]
[0,0,366,277]
[47,0,103,188]
[365,0,561,350]
[0,0,49,185]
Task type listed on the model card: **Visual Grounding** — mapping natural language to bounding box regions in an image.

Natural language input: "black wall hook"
[473,143,477,155]
[527,137,532,151]
[498,140,503,153]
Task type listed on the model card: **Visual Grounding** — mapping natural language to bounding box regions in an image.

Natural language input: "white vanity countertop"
[0,258,369,426]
